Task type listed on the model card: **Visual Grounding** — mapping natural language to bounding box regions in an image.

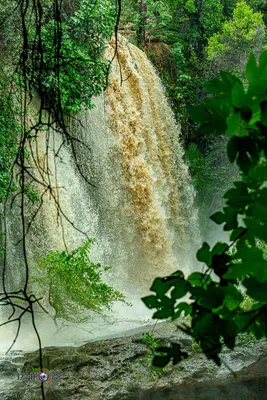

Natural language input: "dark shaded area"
[131,377,267,400]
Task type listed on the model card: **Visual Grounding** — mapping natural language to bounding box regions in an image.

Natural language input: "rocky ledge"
[1,322,267,400]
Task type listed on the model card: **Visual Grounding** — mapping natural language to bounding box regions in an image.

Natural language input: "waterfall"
[104,36,199,283]
[1,35,199,350]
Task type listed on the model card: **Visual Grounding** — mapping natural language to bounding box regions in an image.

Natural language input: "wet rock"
[1,323,267,400]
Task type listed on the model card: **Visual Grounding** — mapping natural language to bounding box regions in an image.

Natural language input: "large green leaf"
[204,98,229,120]
[223,285,243,311]
[196,242,212,266]
[142,295,161,309]
[258,50,267,81]
[227,136,239,163]
[172,302,192,320]
[171,279,188,299]
[211,242,228,256]
[225,246,267,282]
[210,211,225,225]
[220,71,242,91]
[193,313,220,337]
[224,182,249,210]
[230,227,247,241]
[249,163,267,182]
[232,82,246,108]
[189,105,210,123]
[204,78,227,95]
[226,112,240,135]
[260,100,267,126]
[248,202,267,224]
[188,272,210,288]
[153,307,175,319]
[197,120,227,136]
[240,107,252,123]
[244,218,267,243]
[197,286,224,309]
[150,277,180,298]
[243,277,267,301]
[222,206,238,231]
[245,53,258,83]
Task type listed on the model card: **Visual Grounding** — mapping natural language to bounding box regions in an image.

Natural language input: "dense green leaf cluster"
[36,0,116,114]
[206,1,266,78]
[30,239,126,324]
[0,0,116,116]
[138,333,168,378]
[142,51,267,367]
[30,0,115,115]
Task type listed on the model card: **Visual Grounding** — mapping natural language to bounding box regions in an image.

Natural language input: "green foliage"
[206,1,266,77]
[240,293,257,312]
[29,239,126,323]
[237,331,257,348]
[145,0,172,40]
[191,337,202,352]
[31,0,116,115]
[139,333,168,379]
[143,0,217,140]
[24,184,40,204]
[142,332,159,351]
[0,0,116,116]
[199,0,224,38]
[185,142,208,191]
[142,50,267,367]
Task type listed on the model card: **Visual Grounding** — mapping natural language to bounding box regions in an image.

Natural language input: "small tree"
[206,1,266,78]
[29,239,126,324]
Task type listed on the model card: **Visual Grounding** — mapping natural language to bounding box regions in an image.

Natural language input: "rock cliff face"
[1,323,267,400]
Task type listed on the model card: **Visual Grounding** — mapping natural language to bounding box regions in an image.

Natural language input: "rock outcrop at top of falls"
[1,322,267,400]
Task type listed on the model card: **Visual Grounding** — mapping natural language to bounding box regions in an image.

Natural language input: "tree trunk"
[137,0,147,48]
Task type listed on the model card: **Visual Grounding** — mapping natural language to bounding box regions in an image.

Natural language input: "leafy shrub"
[30,239,126,323]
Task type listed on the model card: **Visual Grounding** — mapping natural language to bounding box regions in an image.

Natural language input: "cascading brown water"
[104,36,199,284]
[1,35,199,350]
